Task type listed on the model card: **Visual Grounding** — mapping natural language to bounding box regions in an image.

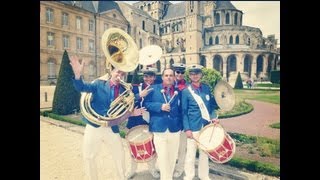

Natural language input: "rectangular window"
[89,19,94,32]
[46,8,53,23]
[89,39,94,52]
[76,16,82,30]
[62,35,69,49]
[62,12,69,26]
[47,32,54,47]
[76,37,83,51]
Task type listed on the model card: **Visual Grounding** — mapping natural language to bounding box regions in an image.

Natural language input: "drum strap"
[139,83,150,123]
[188,86,210,121]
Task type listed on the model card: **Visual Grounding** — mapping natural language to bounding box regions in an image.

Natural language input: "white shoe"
[126,172,136,179]
[150,170,160,179]
[173,170,183,178]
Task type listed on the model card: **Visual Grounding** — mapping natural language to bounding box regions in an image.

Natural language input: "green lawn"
[234,89,280,104]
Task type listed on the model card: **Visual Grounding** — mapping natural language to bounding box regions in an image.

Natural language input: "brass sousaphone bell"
[80,28,139,127]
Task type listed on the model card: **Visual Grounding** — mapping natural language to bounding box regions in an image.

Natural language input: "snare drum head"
[199,124,225,150]
[126,125,152,142]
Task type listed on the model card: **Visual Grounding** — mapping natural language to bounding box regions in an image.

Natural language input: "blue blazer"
[126,83,149,129]
[181,83,218,132]
[144,84,182,132]
[72,77,126,133]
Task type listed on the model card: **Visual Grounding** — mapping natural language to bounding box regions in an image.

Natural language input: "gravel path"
[220,100,280,140]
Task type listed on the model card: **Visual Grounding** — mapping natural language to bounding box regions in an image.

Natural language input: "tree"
[52,50,81,115]
[234,72,244,89]
[185,68,222,94]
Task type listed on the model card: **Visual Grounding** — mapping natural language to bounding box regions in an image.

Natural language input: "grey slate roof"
[59,1,123,14]
[162,2,185,20]
[215,1,238,10]
[117,2,152,19]
[60,1,96,13]
[97,1,122,13]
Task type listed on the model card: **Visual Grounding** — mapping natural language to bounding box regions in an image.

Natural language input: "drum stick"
[192,137,208,151]
[209,115,219,142]
[160,89,168,103]
[168,91,178,104]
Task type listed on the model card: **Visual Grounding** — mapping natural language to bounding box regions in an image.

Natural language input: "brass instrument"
[80,28,139,127]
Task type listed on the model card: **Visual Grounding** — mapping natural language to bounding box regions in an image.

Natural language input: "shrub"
[234,72,243,89]
[52,50,81,115]
[269,70,280,84]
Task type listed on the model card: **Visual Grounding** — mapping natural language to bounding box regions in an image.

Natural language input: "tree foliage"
[185,68,222,94]
[52,50,81,115]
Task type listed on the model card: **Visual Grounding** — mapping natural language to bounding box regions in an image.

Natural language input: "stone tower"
[185,1,202,65]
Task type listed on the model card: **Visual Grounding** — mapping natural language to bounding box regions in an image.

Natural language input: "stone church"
[40,1,280,85]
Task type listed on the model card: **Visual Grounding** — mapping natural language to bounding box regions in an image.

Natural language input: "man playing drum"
[172,63,188,178]
[181,64,219,180]
[144,68,183,180]
[126,67,160,179]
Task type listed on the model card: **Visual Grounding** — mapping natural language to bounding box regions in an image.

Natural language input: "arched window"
[215,13,220,24]
[215,36,219,44]
[235,35,239,44]
[226,13,230,24]
[148,4,151,11]
[139,38,143,49]
[142,21,145,30]
[181,57,186,64]
[200,56,206,67]
[209,37,213,45]
[234,13,238,25]
[170,58,174,68]
[229,36,233,44]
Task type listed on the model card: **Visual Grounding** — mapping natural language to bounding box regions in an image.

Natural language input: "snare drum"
[198,123,236,163]
[126,125,156,162]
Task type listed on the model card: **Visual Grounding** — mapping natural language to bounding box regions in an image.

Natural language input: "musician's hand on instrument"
[185,130,193,139]
[161,103,171,112]
[131,106,144,117]
[139,85,153,98]
[211,118,220,124]
[69,55,84,79]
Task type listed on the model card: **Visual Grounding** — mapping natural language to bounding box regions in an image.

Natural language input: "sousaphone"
[80,28,139,127]
[138,45,162,66]
[214,80,235,111]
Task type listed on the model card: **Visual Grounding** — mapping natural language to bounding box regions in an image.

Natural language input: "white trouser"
[153,130,181,180]
[175,131,187,172]
[83,124,125,180]
[184,131,210,180]
[128,155,157,175]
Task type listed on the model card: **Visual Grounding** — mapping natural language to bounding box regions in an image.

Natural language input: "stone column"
[262,54,269,79]
[222,54,228,81]
[251,54,258,80]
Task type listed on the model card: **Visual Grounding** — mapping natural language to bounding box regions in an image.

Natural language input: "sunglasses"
[175,70,185,74]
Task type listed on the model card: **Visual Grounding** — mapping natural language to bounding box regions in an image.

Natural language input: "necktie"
[110,85,115,102]
[166,87,171,100]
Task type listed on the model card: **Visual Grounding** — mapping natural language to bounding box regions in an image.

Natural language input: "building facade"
[40,1,280,85]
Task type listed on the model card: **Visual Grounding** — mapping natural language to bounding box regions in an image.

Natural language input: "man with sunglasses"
[126,67,160,179]
[172,63,188,178]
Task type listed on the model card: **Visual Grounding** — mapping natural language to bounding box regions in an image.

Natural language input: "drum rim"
[198,123,225,149]
[132,153,157,163]
[206,133,236,164]
[125,125,153,141]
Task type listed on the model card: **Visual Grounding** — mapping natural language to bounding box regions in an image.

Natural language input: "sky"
[122,1,280,47]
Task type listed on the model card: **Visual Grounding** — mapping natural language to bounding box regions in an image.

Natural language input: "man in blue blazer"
[144,68,183,180]
[182,64,219,180]
[69,55,142,180]
[126,67,160,179]
[172,63,188,178]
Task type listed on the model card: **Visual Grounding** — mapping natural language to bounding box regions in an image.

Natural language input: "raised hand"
[69,56,85,79]
[139,84,154,98]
